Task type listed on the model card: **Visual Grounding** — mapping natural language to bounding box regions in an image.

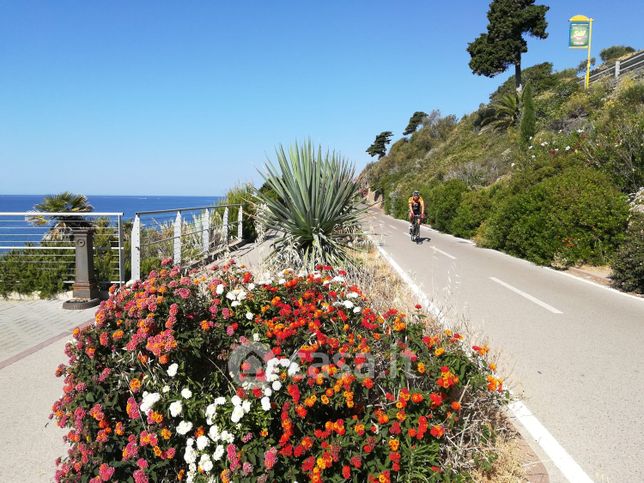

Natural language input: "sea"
[0,194,223,220]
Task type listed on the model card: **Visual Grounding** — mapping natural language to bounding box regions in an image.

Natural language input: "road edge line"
[373,242,593,483]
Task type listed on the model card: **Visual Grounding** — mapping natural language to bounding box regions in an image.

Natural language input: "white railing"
[130,204,243,281]
[585,51,644,85]
[0,212,125,292]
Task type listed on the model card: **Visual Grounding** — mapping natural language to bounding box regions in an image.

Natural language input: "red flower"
[342,465,351,478]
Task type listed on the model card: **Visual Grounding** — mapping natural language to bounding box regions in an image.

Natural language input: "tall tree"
[519,83,535,148]
[467,0,548,90]
[366,131,393,159]
[403,111,428,136]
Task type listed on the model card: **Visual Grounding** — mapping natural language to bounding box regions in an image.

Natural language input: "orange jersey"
[408,196,424,214]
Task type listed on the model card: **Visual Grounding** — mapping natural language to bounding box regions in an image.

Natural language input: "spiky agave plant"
[256,141,365,269]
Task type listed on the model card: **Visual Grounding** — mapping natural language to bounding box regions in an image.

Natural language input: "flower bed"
[52,260,507,482]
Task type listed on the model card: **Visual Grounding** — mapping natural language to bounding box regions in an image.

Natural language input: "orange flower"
[417,362,426,374]
[411,393,424,404]
[388,439,400,451]
[153,445,162,457]
[161,428,171,440]
[396,411,406,421]
[129,378,141,393]
[451,401,462,411]
[430,425,445,438]
[321,395,330,405]
[434,347,445,357]
[260,429,268,437]
[200,320,210,331]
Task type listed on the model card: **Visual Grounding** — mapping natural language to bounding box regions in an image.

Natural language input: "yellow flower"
[434,347,445,357]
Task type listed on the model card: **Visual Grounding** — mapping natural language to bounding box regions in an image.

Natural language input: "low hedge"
[482,166,628,266]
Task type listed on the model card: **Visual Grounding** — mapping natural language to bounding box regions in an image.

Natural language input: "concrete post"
[615,60,621,79]
[63,228,100,309]
[203,208,210,253]
[131,214,141,281]
[222,207,229,245]
[237,206,243,239]
[174,211,182,265]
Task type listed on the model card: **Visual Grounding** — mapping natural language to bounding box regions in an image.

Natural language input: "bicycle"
[410,214,422,243]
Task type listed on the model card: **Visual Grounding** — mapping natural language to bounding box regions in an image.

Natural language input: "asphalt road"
[367,210,644,483]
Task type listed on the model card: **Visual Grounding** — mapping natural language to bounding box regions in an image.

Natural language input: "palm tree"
[256,141,366,269]
[29,192,94,240]
[480,91,522,132]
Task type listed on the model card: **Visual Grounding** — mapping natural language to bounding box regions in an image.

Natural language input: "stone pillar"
[63,228,100,309]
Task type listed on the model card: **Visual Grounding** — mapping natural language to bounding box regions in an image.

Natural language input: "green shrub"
[611,212,644,293]
[483,167,628,266]
[426,180,469,233]
[220,183,257,241]
[451,188,494,238]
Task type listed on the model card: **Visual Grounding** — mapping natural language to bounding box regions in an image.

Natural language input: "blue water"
[0,194,223,220]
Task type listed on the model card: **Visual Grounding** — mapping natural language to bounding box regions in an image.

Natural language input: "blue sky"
[1,1,642,195]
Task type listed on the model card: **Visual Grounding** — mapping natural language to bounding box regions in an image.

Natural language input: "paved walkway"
[0,299,93,367]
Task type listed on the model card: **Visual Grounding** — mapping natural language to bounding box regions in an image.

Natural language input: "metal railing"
[130,204,243,281]
[585,51,644,85]
[0,212,125,294]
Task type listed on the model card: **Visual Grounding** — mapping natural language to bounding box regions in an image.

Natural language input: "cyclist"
[408,191,425,232]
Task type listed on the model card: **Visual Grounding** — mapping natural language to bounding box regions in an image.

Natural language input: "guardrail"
[0,212,125,295]
[130,204,243,281]
[585,51,644,85]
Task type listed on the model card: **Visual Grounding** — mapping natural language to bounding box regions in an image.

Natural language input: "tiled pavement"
[0,299,94,364]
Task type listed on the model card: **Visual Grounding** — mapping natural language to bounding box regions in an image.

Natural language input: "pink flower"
[136,458,149,469]
[174,288,191,299]
[98,368,111,382]
[98,463,115,481]
[264,447,278,470]
[242,462,253,475]
[227,444,240,471]
[161,257,173,266]
[133,469,148,483]
[222,308,232,320]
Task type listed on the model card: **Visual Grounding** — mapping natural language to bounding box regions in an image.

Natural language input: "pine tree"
[467,0,548,89]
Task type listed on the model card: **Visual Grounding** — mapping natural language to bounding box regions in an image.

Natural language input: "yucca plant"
[256,141,366,268]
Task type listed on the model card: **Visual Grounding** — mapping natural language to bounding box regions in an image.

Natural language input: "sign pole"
[585,18,593,89]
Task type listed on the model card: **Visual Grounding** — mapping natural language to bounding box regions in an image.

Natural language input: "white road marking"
[489,277,563,314]
[508,401,593,483]
[388,224,399,231]
[373,242,591,483]
[432,246,456,260]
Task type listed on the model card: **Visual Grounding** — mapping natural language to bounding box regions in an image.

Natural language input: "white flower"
[347,291,359,299]
[577,128,584,133]
[246,312,254,320]
[247,283,255,291]
[186,437,195,448]
[199,454,213,473]
[231,405,244,423]
[213,445,225,461]
[162,385,170,393]
[231,395,242,406]
[332,275,345,283]
[565,145,571,151]
[177,420,193,435]
[261,396,271,411]
[184,446,197,464]
[272,380,282,391]
[208,424,220,441]
[287,362,300,376]
[353,307,362,314]
[220,430,234,443]
[214,396,226,405]
[263,387,273,397]
[169,400,183,417]
[279,358,290,368]
[278,278,286,284]
[140,392,161,414]
[216,284,224,295]
[511,162,516,167]
[205,403,217,419]
[196,435,210,450]
[226,291,236,301]
[253,333,260,342]
[167,363,179,377]
[237,290,247,301]
[242,400,251,413]
[181,388,193,399]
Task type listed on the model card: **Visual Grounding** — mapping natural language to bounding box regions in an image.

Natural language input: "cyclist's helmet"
[412,191,420,197]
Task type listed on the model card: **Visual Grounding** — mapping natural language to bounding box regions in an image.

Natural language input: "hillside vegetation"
[362,60,644,291]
